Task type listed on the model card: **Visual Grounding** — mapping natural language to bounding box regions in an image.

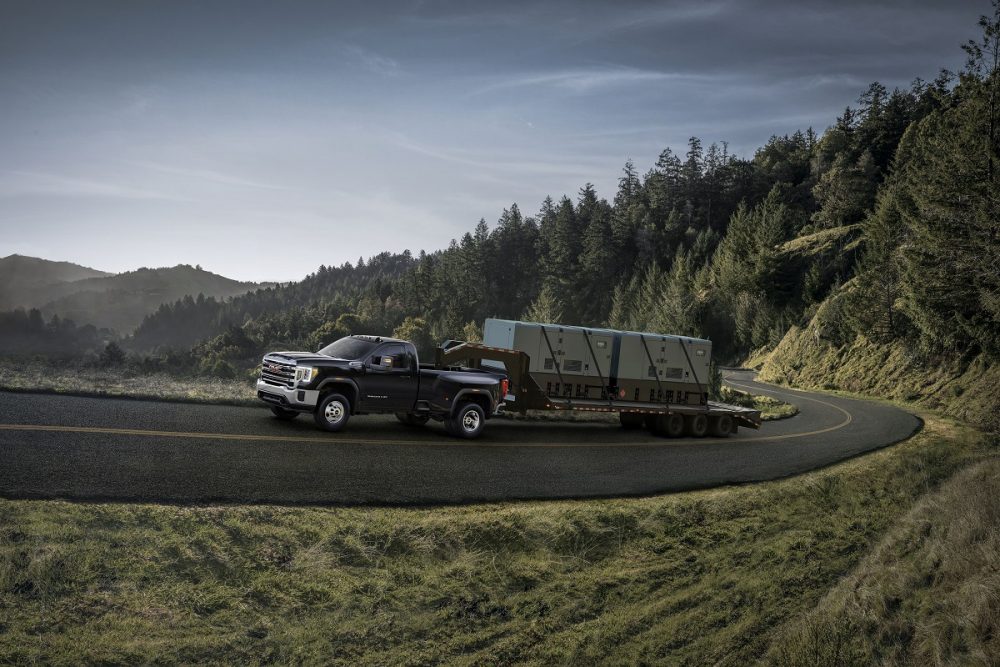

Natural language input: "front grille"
[261,357,295,388]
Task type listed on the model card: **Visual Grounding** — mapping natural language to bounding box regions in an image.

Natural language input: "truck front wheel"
[447,402,486,439]
[315,393,351,432]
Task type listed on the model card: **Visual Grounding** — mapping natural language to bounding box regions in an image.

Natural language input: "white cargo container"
[482,318,711,406]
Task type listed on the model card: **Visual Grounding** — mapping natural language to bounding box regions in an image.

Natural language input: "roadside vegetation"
[1,416,993,665]
[0,358,257,406]
[758,322,1000,432]
[768,456,1000,665]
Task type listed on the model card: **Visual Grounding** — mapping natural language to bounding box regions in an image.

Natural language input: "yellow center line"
[724,378,854,437]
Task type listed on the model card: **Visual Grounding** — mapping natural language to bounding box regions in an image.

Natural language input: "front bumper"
[256,380,319,411]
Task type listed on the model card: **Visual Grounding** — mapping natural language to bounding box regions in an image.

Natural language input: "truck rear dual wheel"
[314,393,351,432]
[446,402,486,439]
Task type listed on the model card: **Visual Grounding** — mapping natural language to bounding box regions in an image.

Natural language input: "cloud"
[0,170,183,201]
[472,67,717,95]
[342,45,401,77]
[129,161,295,192]
[391,134,607,178]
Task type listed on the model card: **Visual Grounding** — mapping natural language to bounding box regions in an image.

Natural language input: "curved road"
[0,371,920,505]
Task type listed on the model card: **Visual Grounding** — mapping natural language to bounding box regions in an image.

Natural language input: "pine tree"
[523,284,563,324]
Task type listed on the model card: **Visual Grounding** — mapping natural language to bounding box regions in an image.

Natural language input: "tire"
[663,412,684,438]
[684,413,709,438]
[447,402,486,439]
[709,415,734,437]
[271,406,298,421]
[314,393,351,432]
[396,412,430,426]
[653,413,685,438]
[619,413,645,430]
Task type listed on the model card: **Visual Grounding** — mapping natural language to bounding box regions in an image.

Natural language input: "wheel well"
[455,393,490,417]
[319,383,357,412]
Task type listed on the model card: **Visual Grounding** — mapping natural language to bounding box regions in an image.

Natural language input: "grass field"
[0,414,993,665]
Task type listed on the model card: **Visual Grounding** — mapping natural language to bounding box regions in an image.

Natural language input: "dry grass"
[0,359,256,406]
[767,456,1000,666]
[759,325,1000,432]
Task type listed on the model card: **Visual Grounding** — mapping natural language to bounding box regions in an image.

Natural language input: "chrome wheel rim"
[324,401,345,423]
[462,410,480,432]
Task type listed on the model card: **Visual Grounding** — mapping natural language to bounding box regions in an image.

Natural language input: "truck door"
[363,344,419,411]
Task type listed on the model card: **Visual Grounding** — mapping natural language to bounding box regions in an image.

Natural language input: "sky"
[0,0,987,282]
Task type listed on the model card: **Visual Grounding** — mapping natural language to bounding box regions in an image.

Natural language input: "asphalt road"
[0,371,921,505]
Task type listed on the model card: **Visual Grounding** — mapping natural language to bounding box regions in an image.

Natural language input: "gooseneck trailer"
[436,318,761,437]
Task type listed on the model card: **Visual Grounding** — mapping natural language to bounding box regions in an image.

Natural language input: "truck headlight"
[295,366,315,383]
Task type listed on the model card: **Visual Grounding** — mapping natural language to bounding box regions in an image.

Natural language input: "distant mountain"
[0,254,112,309]
[0,255,269,333]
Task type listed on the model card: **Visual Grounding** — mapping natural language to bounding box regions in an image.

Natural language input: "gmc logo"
[266,363,283,372]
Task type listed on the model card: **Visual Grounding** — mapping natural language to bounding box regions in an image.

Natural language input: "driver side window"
[371,344,407,370]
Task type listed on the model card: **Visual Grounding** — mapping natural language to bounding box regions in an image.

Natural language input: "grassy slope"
[0,416,991,665]
[752,298,1000,664]
[758,318,1000,433]
[767,457,1000,665]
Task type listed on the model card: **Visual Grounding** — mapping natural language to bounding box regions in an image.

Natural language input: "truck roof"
[350,334,410,345]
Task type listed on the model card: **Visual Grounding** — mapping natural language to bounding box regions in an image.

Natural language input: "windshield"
[317,336,379,360]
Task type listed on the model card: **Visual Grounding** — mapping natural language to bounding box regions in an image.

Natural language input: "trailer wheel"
[684,413,709,437]
[447,402,486,439]
[396,412,430,426]
[314,393,350,432]
[664,413,685,437]
[271,406,298,421]
[652,413,684,437]
[709,415,733,437]
[619,413,645,430]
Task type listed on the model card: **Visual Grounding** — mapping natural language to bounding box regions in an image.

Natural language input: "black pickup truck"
[256,335,507,438]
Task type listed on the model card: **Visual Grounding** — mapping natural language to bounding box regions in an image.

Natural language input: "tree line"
[3,6,997,377]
